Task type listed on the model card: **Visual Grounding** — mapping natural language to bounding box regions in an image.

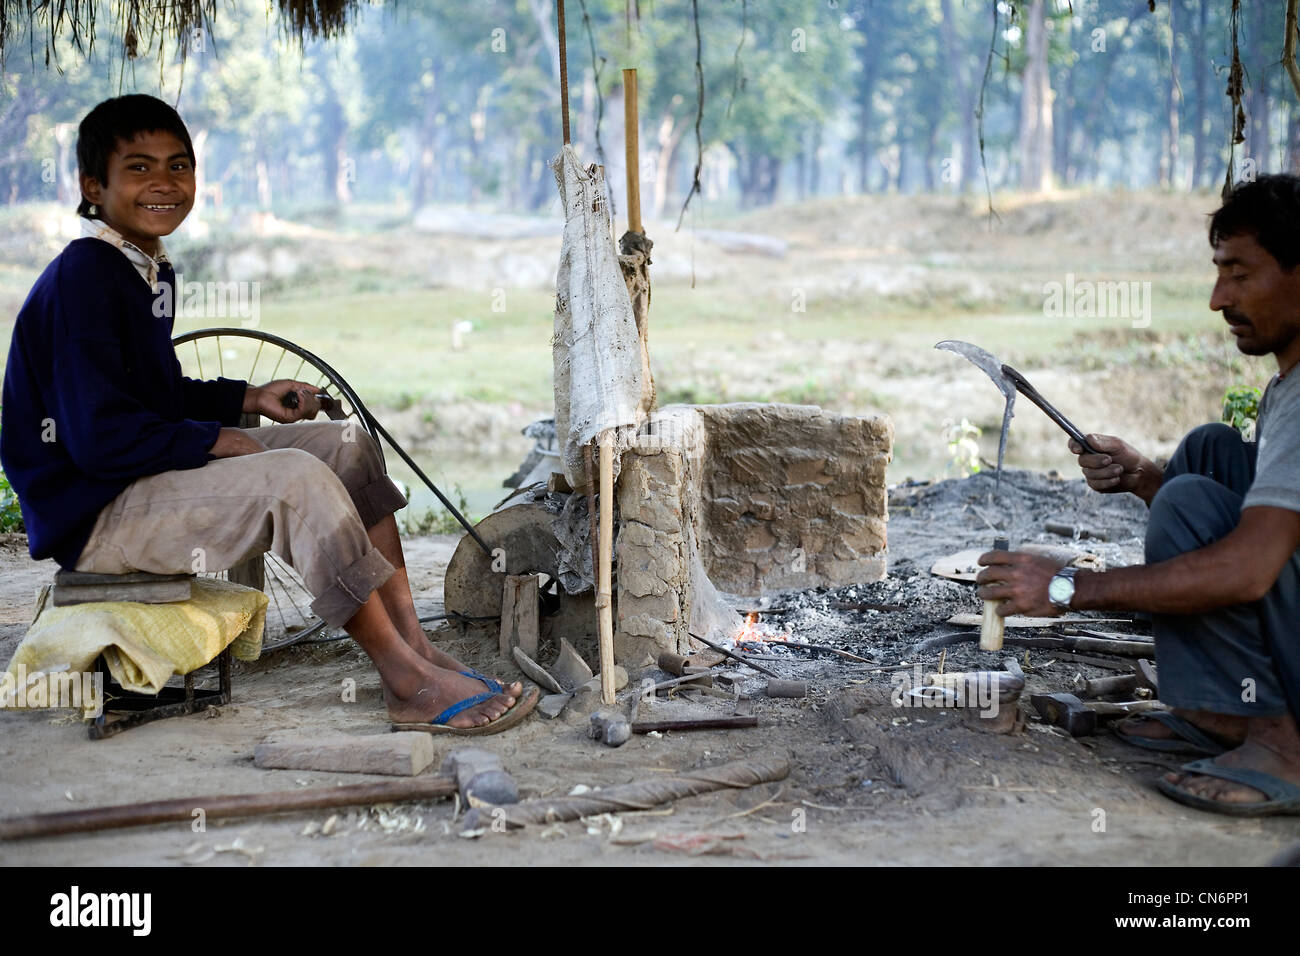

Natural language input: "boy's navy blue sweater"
[1,238,247,567]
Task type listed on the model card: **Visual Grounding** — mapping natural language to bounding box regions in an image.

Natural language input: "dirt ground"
[2,468,1297,867]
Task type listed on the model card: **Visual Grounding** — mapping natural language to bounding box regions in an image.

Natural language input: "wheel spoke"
[249,339,266,382]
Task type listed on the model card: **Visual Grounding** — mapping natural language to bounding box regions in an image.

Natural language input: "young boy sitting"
[1,94,532,732]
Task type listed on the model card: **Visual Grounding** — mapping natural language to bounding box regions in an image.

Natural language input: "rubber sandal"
[1112,711,1235,757]
[461,670,505,694]
[1156,758,1300,817]
[392,684,540,737]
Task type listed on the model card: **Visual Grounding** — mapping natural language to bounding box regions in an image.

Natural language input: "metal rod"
[632,717,758,734]
[689,632,779,678]
[365,416,492,557]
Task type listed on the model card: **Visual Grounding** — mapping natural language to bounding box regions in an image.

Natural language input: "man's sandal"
[392,672,540,737]
[1112,711,1235,757]
[1156,758,1300,817]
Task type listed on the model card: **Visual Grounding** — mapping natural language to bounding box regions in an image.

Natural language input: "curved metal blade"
[935,340,1015,400]
[935,340,1015,496]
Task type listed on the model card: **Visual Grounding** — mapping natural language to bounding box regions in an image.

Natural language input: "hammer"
[441,747,520,806]
[1031,693,1166,736]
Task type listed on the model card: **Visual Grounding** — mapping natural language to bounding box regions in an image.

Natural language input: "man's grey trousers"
[1148,423,1299,721]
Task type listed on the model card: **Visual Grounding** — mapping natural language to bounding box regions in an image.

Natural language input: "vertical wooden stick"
[583,442,599,581]
[558,0,571,145]
[597,433,616,705]
[622,68,642,234]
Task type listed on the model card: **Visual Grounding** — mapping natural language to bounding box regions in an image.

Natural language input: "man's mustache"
[1223,309,1251,326]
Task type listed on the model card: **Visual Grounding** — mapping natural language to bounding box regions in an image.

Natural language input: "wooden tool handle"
[0,776,457,841]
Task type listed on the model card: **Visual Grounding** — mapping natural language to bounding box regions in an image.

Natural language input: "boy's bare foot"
[1118,707,1246,746]
[1162,714,1300,805]
[383,665,520,728]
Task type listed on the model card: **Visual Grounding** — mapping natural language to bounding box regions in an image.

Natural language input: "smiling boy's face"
[79,129,195,256]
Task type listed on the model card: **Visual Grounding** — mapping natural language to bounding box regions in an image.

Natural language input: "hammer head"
[1031,693,1097,736]
[441,747,519,805]
[589,710,631,748]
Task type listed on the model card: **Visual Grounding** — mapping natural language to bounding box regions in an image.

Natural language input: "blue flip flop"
[1113,711,1234,757]
[461,670,505,694]
[1156,758,1300,817]
[421,671,514,726]
[391,682,540,737]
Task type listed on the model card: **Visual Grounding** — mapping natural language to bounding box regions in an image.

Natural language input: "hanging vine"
[1223,0,1245,198]
[675,0,704,231]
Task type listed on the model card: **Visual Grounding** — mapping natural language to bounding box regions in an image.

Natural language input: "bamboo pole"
[558,0,571,145]
[597,432,616,705]
[623,68,642,233]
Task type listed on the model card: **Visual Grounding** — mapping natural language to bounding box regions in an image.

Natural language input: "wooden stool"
[49,571,232,739]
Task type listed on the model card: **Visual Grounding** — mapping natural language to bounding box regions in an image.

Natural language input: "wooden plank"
[52,580,192,606]
[253,732,435,776]
[53,571,192,586]
[499,574,540,658]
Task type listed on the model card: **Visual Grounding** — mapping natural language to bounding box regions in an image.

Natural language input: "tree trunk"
[1248,0,1272,169]
[1160,0,1181,188]
[412,70,439,210]
[809,124,822,196]
[1018,0,1053,191]
[939,0,978,191]
[189,129,209,222]
[1191,0,1209,187]
[651,109,687,218]
[1289,105,1300,173]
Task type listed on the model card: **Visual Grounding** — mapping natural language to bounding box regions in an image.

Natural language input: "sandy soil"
[1,471,1297,867]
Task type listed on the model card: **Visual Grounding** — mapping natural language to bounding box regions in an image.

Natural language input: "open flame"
[733,611,801,646]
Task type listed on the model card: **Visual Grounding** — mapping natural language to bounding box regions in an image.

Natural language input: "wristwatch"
[1048,566,1079,610]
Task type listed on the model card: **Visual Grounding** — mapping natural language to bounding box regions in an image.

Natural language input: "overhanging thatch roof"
[2,0,361,65]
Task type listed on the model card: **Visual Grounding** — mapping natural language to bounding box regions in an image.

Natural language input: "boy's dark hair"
[1209,174,1300,270]
[76,95,196,218]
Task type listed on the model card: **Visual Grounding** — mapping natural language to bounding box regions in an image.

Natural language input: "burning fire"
[732,611,803,646]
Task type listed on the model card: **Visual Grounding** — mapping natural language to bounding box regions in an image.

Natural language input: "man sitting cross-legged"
[976,174,1300,815]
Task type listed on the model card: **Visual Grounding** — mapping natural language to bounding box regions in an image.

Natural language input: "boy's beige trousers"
[74,422,407,627]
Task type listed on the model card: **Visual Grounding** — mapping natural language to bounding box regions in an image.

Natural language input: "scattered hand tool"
[935,340,1017,495]
[980,536,1011,651]
[0,747,518,841]
[913,663,1025,734]
[1081,673,1140,699]
[457,756,790,833]
[1031,692,1167,736]
[935,342,1099,492]
[689,631,779,678]
[442,748,520,806]
[999,364,1098,454]
[590,711,632,747]
[765,680,807,699]
[1136,658,1159,695]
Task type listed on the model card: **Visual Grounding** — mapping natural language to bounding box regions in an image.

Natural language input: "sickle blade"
[934,340,1016,497]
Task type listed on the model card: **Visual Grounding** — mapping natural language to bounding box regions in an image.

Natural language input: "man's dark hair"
[76,95,196,218]
[1209,174,1300,270]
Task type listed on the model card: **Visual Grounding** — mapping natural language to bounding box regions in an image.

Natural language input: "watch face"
[1049,575,1074,604]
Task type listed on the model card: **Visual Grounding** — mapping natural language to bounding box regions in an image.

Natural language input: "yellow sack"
[2,577,267,718]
